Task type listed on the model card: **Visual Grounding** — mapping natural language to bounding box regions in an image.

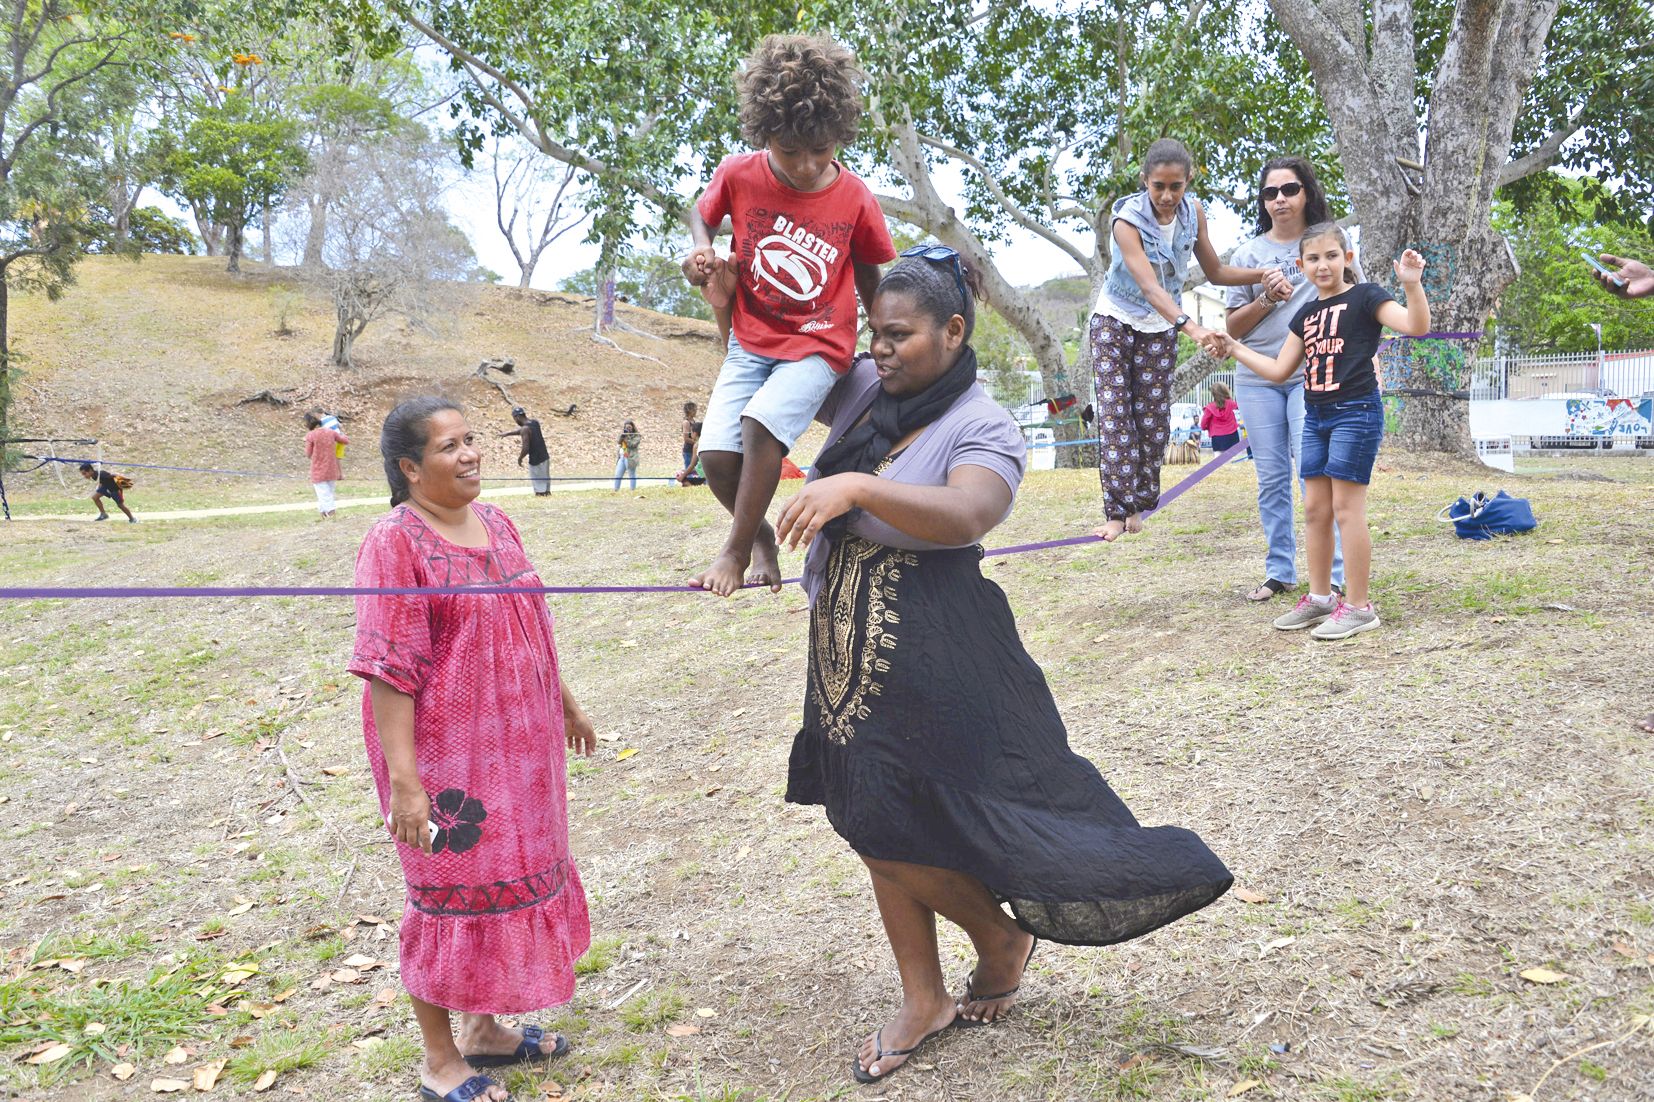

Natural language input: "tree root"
[237,388,298,407]
[590,331,665,365]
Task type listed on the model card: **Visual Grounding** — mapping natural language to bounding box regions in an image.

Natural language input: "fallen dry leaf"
[1229,1080,1263,1098]
[694,1007,717,1018]
[26,1042,73,1065]
[341,954,383,970]
[1233,886,1271,904]
[350,1038,384,1050]
[226,901,254,917]
[329,967,363,984]
[220,966,257,985]
[1519,967,1568,984]
[163,1045,191,1065]
[252,1070,278,1092]
[193,1058,227,1091]
[271,987,296,1003]
[615,748,639,761]
[665,1024,700,1037]
[112,1062,137,1080]
[84,1022,106,1036]
[150,1078,190,1093]
[1260,936,1296,957]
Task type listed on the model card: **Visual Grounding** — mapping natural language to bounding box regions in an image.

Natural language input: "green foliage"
[1491,177,1654,354]
[157,95,309,269]
[562,252,713,321]
[88,206,200,255]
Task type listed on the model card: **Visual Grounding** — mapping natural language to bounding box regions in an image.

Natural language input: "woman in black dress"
[776,248,1232,1084]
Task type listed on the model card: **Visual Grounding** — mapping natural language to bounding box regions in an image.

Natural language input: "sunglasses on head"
[899,243,969,311]
[1261,181,1304,202]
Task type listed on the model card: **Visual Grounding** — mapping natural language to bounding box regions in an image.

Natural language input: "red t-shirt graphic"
[697,151,897,370]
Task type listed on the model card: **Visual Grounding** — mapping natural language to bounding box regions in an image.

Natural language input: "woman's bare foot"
[455,1015,525,1058]
[854,992,957,1080]
[421,1053,506,1101]
[747,525,784,594]
[690,550,750,597]
[1125,512,1144,534]
[958,928,1036,1024]
[1092,519,1127,542]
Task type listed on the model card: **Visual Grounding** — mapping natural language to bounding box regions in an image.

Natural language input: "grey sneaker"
[1311,601,1381,640]
[1272,594,1337,631]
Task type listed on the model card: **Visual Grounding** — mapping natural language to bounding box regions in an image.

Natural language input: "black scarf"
[811,345,979,537]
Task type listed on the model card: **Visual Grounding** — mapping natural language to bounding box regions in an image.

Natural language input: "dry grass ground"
[5,255,723,516]
[2,447,1651,1102]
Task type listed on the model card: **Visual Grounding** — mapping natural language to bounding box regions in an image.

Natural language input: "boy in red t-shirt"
[681,33,896,597]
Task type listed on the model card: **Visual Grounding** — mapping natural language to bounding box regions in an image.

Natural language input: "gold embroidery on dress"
[810,533,918,744]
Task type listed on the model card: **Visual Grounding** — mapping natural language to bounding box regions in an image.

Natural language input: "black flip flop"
[1247,578,1289,602]
[463,1024,567,1068]
[956,938,1039,1028]
[851,1023,952,1084]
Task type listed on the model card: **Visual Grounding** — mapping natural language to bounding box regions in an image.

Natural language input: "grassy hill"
[6,255,729,506]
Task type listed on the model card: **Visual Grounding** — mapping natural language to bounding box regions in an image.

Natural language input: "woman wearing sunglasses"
[776,245,1231,1085]
[1224,156,1349,603]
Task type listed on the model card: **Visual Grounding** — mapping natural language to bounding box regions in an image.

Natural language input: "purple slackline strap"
[0,441,1248,601]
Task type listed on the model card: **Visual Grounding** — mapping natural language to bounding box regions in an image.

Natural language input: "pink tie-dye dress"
[348,502,590,1014]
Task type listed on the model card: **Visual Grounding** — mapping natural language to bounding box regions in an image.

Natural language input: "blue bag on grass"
[1437,490,1538,540]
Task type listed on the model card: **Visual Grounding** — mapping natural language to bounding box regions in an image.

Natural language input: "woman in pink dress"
[349,396,595,1102]
[303,412,349,518]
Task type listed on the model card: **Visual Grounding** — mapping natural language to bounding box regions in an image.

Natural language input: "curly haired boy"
[683,33,896,597]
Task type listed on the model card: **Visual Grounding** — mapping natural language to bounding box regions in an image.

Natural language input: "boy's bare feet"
[747,526,784,593]
[1092,519,1126,542]
[1125,512,1144,534]
[690,550,750,597]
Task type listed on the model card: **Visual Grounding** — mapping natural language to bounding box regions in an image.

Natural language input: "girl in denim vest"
[1089,139,1276,542]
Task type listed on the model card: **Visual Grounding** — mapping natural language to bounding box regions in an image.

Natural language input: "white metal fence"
[1469,348,1654,401]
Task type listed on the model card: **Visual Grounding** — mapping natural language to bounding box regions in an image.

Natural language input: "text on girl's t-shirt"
[1287,283,1395,405]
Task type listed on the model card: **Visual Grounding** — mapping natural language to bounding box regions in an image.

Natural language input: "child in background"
[1215,225,1430,639]
[681,33,896,596]
[1200,380,1242,453]
[79,463,136,522]
[1089,138,1276,542]
[613,420,642,491]
[680,401,701,475]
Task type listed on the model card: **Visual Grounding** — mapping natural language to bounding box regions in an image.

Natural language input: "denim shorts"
[1300,393,1384,484]
[699,336,838,454]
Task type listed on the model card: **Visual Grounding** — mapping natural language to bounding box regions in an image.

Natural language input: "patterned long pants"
[1090,313,1178,521]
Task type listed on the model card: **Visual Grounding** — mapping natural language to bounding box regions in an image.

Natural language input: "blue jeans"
[1302,394,1384,484]
[613,455,638,490]
[1234,379,1344,588]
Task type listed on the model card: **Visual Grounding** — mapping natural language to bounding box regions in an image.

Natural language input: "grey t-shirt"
[1226,233,1365,384]
[801,354,1027,605]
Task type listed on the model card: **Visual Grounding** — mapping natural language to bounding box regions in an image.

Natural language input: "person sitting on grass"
[681,33,897,595]
[79,463,135,523]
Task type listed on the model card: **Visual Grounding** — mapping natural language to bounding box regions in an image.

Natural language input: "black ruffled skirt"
[787,535,1232,946]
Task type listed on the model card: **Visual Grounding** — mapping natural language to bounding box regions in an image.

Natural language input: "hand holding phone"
[1582,250,1628,288]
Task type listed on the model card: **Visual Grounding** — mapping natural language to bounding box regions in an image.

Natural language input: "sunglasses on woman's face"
[1261,181,1304,202]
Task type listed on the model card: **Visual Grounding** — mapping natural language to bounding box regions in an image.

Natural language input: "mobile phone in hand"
[1582,250,1627,287]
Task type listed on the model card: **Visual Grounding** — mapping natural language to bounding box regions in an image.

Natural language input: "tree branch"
[914,131,1092,273]
[1496,107,1583,187]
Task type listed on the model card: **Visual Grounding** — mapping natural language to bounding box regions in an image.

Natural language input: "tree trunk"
[332,303,354,368]
[0,278,10,449]
[302,195,327,268]
[226,222,244,274]
[1265,0,1562,456]
[261,206,273,267]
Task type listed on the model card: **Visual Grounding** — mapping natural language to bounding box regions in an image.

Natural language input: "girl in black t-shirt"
[1216,223,1429,641]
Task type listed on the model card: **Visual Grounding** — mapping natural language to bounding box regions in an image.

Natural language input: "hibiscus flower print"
[429,787,487,855]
